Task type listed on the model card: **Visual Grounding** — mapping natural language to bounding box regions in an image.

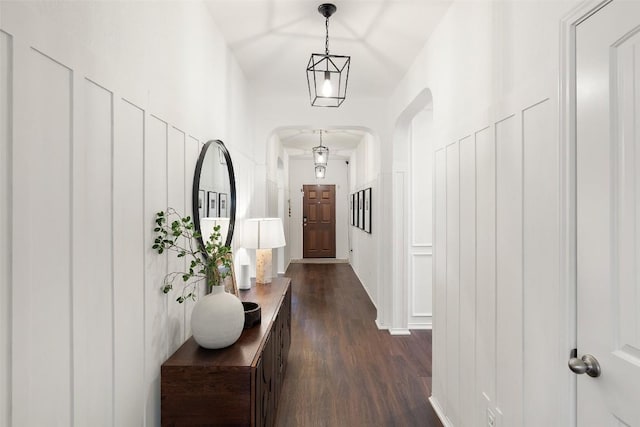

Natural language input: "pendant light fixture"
[315,165,326,179]
[312,130,329,179]
[312,130,329,166]
[306,3,350,107]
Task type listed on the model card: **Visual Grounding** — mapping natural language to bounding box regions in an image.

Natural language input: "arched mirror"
[192,140,236,251]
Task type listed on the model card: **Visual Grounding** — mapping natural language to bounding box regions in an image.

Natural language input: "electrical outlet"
[487,408,496,427]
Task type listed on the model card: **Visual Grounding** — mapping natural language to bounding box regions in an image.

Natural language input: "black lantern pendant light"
[312,130,329,166]
[313,130,329,179]
[306,3,351,107]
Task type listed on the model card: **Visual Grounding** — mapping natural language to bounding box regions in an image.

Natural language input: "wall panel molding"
[523,98,562,427]
[0,29,13,427]
[392,171,408,329]
[432,148,447,413]
[184,136,200,338]
[167,125,186,354]
[458,134,476,427]
[144,114,169,427]
[474,125,496,423]
[410,252,433,317]
[12,43,74,426]
[72,76,115,426]
[495,113,523,426]
[1,5,256,424]
[113,97,145,427]
[445,143,460,426]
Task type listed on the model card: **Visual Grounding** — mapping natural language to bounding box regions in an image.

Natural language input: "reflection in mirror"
[192,140,236,252]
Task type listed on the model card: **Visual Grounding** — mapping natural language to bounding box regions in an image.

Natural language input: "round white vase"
[191,286,244,349]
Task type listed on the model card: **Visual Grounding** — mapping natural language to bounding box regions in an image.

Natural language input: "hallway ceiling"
[204,0,452,97]
[278,128,366,159]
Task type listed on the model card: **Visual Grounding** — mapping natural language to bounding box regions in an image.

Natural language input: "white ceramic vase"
[191,286,244,349]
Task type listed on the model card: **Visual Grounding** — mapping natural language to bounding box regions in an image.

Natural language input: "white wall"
[287,158,350,260]
[349,133,379,307]
[253,97,387,321]
[264,134,289,275]
[408,109,434,329]
[0,2,254,426]
[0,28,12,427]
[389,1,580,426]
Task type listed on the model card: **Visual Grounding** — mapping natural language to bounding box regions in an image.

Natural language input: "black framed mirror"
[192,140,236,251]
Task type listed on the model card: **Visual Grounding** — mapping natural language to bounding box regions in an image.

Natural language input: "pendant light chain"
[325,17,330,55]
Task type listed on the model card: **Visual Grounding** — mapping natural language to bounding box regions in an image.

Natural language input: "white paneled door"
[576,1,640,425]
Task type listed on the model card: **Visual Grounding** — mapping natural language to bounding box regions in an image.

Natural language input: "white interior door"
[576,1,640,425]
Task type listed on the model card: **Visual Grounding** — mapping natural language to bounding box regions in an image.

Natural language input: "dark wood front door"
[303,184,336,258]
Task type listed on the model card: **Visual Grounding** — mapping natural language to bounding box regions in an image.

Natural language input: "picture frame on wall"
[198,189,205,219]
[364,187,372,233]
[358,190,365,230]
[218,193,228,217]
[350,193,355,226]
[207,191,218,217]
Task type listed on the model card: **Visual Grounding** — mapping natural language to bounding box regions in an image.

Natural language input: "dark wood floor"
[275,263,443,427]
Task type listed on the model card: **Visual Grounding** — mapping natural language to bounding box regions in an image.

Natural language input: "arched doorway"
[390,89,434,333]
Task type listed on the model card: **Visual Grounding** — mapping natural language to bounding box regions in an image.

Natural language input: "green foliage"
[153,208,232,304]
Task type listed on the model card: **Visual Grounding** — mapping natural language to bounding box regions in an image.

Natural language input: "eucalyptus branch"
[153,209,232,303]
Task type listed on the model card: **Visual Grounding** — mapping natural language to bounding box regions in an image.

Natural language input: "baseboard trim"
[374,319,387,330]
[290,258,349,264]
[408,323,433,330]
[388,328,411,336]
[429,396,454,427]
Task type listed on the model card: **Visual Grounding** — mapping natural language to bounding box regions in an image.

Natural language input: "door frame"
[302,184,336,258]
[560,1,613,425]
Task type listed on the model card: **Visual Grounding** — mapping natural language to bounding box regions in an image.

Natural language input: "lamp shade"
[200,217,230,244]
[243,218,286,249]
[315,165,326,179]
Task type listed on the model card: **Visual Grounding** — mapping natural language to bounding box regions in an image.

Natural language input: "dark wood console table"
[161,277,292,426]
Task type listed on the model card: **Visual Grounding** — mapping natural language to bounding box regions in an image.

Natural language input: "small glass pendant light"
[312,130,329,167]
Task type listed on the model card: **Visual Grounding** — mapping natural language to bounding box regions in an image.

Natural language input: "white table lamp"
[244,218,286,284]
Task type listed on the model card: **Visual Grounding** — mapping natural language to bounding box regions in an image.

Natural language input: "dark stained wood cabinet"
[161,278,292,426]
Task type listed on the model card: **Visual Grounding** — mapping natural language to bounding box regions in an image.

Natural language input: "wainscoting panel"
[495,114,523,426]
[113,98,145,427]
[167,126,186,352]
[409,252,433,317]
[72,77,114,426]
[12,45,73,426]
[0,29,11,427]
[1,8,249,426]
[458,135,476,427]
[523,98,561,426]
[445,143,460,426]
[431,91,561,427]
[474,126,496,420]
[432,148,447,412]
[144,114,169,427]
[183,136,200,339]
[410,110,433,246]
[407,109,434,328]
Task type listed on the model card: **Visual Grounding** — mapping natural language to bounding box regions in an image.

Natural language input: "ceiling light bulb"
[322,72,332,97]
